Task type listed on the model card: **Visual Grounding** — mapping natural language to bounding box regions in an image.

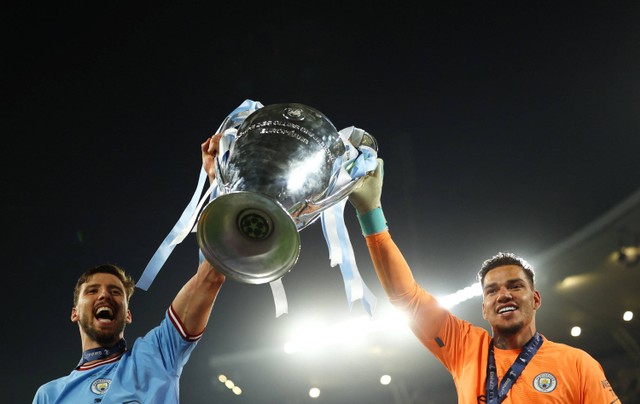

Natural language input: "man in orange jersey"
[348,159,620,403]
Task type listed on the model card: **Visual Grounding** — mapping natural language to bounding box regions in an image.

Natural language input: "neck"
[80,333,124,352]
[492,326,537,350]
[77,338,127,368]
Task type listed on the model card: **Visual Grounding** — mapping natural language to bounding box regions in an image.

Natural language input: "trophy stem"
[196,192,301,284]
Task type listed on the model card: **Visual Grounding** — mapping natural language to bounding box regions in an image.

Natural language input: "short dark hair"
[477,252,535,289]
[73,264,136,306]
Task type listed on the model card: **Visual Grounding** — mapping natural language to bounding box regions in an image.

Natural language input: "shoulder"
[542,337,588,354]
[541,337,602,366]
[33,371,80,400]
[133,308,200,348]
[431,310,491,348]
[123,309,199,371]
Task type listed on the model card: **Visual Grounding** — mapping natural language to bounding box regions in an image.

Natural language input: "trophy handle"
[290,129,378,229]
[290,174,366,229]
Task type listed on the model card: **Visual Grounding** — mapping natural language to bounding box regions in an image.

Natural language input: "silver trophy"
[196,103,377,284]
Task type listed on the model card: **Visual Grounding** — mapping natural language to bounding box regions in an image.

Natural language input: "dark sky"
[4,2,640,403]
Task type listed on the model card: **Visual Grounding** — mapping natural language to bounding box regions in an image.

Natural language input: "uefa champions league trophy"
[197,102,378,284]
[137,100,378,316]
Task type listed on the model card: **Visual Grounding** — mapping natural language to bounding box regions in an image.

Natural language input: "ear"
[126,309,132,325]
[533,290,542,311]
[481,301,488,320]
[71,307,78,323]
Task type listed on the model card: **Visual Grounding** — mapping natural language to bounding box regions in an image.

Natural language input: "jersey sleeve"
[134,306,201,376]
[365,231,448,341]
[576,349,620,403]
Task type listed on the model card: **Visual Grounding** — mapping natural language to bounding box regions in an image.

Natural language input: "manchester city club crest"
[533,372,557,393]
[91,378,111,395]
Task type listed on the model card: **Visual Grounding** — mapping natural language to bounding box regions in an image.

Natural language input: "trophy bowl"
[197,103,376,284]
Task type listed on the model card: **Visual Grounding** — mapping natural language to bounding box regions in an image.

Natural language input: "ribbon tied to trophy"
[137,99,378,317]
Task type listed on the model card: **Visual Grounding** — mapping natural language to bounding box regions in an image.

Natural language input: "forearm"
[365,230,445,340]
[365,231,435,309]
[365,231,415,296]
[171,260,225,336]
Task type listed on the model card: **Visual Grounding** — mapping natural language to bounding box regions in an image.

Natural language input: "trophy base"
[197,191,301,284]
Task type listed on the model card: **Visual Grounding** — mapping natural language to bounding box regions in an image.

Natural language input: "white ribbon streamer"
[137,99,263,290]
[320,130,379,316]
[138,99,378,318]
[269,279,289,317]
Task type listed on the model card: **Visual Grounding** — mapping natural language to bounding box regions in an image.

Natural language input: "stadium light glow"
[284,283,483,353]
[309,387,321,398]
[436,282,483,308]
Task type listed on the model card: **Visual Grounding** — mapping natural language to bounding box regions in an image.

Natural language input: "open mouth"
[497,306,517,315]
[95,306,115,323]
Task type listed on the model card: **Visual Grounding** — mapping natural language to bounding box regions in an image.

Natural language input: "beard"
[78,310,127,346]
[494,319,524,336]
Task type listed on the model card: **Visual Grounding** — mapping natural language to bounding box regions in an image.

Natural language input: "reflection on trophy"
[196,103,377,284]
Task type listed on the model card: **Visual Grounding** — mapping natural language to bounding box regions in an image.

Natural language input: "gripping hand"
[348,158,384,215]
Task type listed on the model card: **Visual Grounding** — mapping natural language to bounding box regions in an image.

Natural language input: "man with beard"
[347,159,620,403]
[33,134,226,403]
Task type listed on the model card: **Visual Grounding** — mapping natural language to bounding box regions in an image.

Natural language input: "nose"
[98,287,113,300]
[497,287,512,301]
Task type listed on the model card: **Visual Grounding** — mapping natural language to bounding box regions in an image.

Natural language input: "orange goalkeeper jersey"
[365,230,620,403]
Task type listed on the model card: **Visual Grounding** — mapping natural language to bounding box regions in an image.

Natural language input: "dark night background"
[4,2,640,403]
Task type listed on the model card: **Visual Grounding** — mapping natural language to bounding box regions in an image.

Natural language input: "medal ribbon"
[486,332,543,403]
[77,338,127,368]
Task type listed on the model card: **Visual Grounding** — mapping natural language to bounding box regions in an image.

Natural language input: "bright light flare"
[436,282,482,308]
[282,282,489,355]
[380,375,391,385]
[309,387,321,398]
[287,151,324,192]
[284,310,411,354]
[217,374,244,395]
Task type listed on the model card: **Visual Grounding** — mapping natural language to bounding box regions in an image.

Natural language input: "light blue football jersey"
[33,306,201,403]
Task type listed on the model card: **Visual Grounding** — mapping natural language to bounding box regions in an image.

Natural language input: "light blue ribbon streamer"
[328,200,377,315]
[137,167,209,290]
[138,100,377,319]
[320,142,379,316]
[136,99,262,290]
[350,146,378,177]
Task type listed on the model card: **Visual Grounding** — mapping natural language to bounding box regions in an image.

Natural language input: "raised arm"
[349,159,445,338]
[170,134,226,336]
[348,159,417,298]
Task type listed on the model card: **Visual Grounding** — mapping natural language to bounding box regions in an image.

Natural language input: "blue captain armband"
[357,207,388,236]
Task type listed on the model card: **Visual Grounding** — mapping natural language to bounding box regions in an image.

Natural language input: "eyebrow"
[84,282,124,292]
[483,278,526,290]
